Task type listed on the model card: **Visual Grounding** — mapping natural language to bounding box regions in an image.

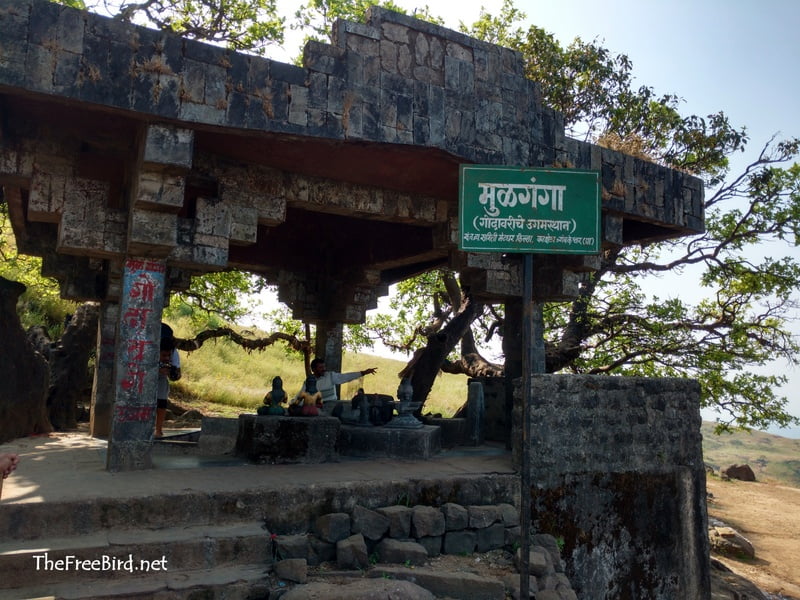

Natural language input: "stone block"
[476,522,505,553]
[351,505,389,541]
[308,536,336,565]
[376,505,412,539]
[377,538,427,566]
[276,534,309,560]
[336,533,369,570]
[468,504,500,529]
[134,171,185,210]
[375,567,506,600]
[275,558,307,583]
[417,535,442,557]
[441,502,468,531]
[235,415,340,464]
[443,530,476,555]
[338,424,441,459]
[316,512,351,543]
[411,505,445,538]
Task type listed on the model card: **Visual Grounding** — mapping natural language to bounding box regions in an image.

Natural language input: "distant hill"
[702,422,800,487]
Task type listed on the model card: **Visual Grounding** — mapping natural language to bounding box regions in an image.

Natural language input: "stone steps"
[0,522,269,592]
[0,563,270,600]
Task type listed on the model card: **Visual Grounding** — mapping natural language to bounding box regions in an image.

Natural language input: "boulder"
[723,464,756,482]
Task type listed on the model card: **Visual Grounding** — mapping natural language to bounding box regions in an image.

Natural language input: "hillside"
[702,422,800,487]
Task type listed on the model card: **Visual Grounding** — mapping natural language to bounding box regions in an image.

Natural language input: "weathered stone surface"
[709,525,755,559]
[275,558,308,583]
[376,538,427,565]
[417,535,442,557]
[443,530,476,555]
[276,534,309,560]
[515,547,554,578]
[411,505,445,538]
[351,505,389,541]
[476,522,505,552]
[518,375,709,599]
[376,504,412,538]
[442,502,469,531]
[336,533,369,570]
[316,512,351,543]
[468,504,500,529]
[235,415,340,464]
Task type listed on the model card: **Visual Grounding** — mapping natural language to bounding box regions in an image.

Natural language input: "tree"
[89,0,284,55]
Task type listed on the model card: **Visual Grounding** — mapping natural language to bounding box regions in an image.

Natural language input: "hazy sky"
[264,0,800,433]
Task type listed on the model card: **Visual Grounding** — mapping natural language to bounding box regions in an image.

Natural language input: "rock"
[316,512,351,543]
[411,505,445,537]
[336,533,369,570]
[442,502,469,530]
[275,558,308,583]
[351,505,389,541]
[723,464,756,482]
[468,504,500,528]
[377,538,428,566]
[709,526,755,559]
[710,558,768,599]
[376,504,412,538]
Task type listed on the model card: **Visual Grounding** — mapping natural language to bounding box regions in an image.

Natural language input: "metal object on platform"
[385,378,423,429]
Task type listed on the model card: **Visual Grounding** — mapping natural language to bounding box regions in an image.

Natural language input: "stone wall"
[515,375,710,599]
[271,501,577,598]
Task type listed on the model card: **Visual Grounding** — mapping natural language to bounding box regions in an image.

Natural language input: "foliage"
[109,0,284,54]
[0,201,76,338]
[164,271,269,327]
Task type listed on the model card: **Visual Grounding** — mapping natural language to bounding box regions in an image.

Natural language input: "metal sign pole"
[520,252,546,598]
[520,253,533,599]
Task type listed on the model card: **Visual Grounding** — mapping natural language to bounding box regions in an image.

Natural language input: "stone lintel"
[127,208,177,258]
[141,124,194,173]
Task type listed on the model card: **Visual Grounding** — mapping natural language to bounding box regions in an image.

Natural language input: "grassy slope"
[701,422,800,486]
[168,320,799,487]
[170,327,467,417]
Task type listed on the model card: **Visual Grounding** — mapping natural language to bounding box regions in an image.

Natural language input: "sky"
[249,0,800,435]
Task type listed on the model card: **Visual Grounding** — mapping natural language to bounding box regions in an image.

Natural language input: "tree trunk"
[408,295,483,413]
[46,302,99,430]
[0,276,51,443]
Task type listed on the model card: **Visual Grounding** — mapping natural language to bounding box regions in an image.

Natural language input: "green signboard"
[459,165,601,254]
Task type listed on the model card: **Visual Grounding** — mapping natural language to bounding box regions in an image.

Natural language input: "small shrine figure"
[258,376,287,415]
[291,375,322,416]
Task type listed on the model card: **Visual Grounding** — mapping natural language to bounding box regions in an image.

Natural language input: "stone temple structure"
[0,1,709,597]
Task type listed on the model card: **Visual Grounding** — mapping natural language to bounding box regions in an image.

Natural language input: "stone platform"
[235,414,340,464]
[338,424,441,459]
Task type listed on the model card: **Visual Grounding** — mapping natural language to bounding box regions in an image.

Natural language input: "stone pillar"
[516,374,710,599]
[502,298,523,449]
[315,321,344,373]
[89,302,119,438]
[106,258,166,472]
[466,381,485,446]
